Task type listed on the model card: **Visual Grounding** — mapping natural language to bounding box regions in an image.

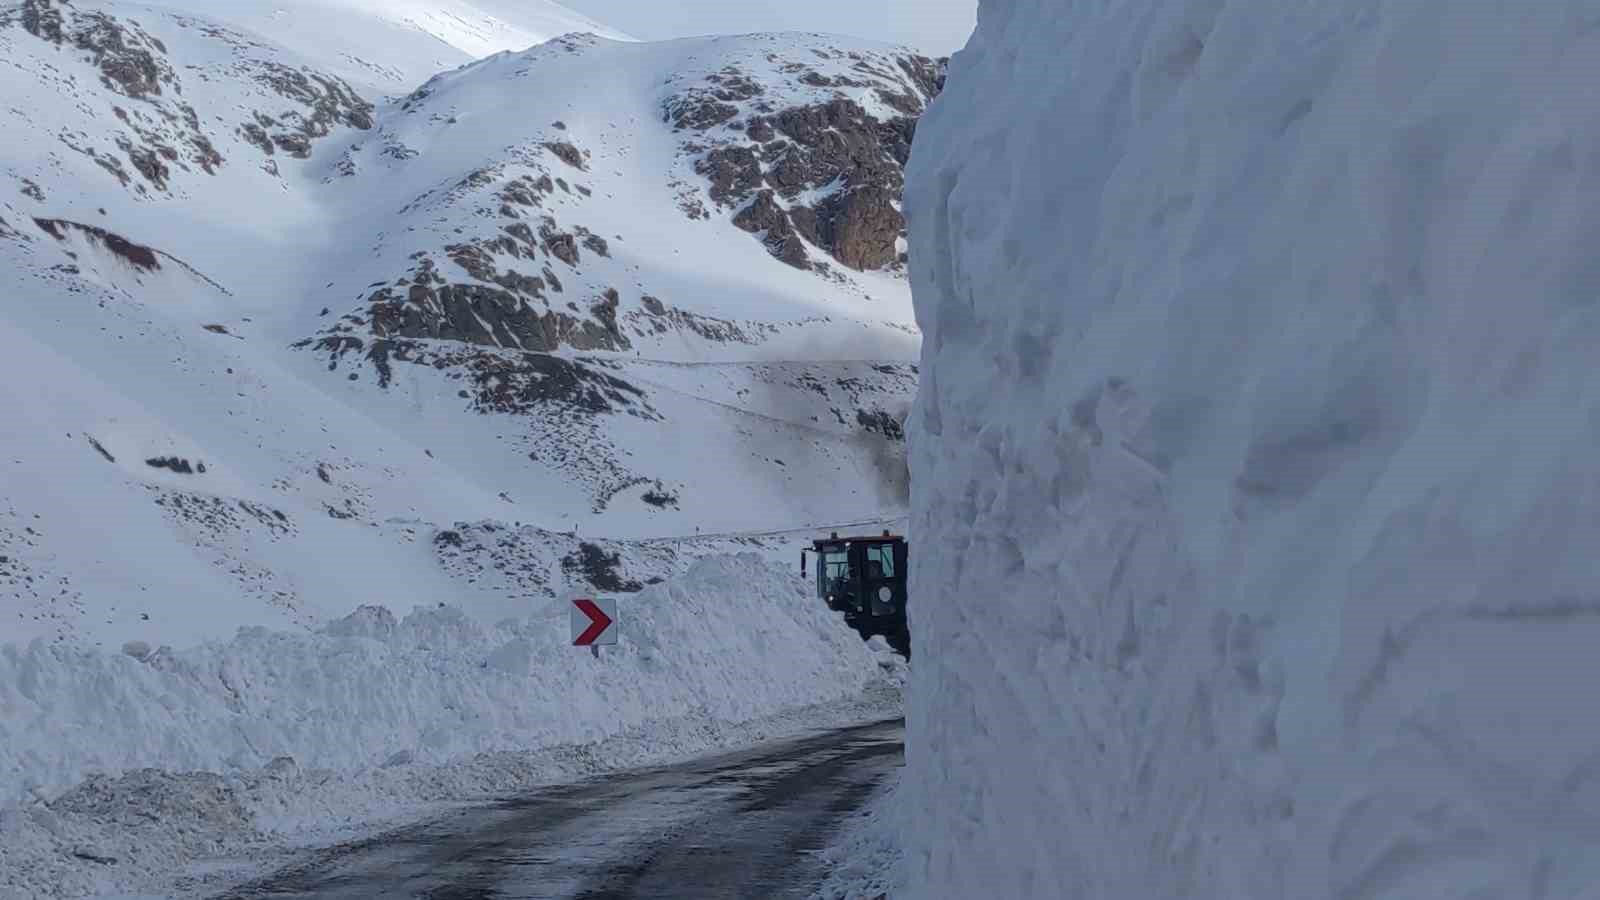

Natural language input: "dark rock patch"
[300,334,654,421]
[33,218,159,270]
[662,49,946,273]
[733,190,808,269]
[577,229,609,258]
[500,173,553,208]
[642,483,679,508]
[86,435,115,463]
[241,61,373,159]
[625,298,774,346]
[857,407,905,441]
[9,0,172,99]
[145,456,199,474]
[541,223,580,267]
[562,541,643,593]
[695,145,761,206]
[311,249,633,356]
[543,140,585,170]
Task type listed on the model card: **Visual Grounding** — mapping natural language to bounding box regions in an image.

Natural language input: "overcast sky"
[557,0,977,55]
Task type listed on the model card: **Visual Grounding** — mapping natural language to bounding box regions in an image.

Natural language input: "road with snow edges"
[215,719,903,899]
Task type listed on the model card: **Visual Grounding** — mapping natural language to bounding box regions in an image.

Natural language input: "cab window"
[865,543,895,579]
[822,549,851,592]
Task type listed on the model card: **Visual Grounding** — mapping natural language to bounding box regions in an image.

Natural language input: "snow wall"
[0,553,881,808]
[902,1,1600,897]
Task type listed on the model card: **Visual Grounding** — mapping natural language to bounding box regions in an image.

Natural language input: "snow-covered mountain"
[0,0,943,650]
[905,0,1600,897]
[140,0,636,91]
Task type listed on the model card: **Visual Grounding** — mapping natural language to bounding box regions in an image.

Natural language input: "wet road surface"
[215,718,903,899]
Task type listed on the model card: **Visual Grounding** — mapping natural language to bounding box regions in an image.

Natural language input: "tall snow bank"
[0,553,878,808]
[903,1,1600,897]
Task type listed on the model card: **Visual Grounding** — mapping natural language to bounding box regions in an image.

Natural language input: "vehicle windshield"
[822,549,851,592]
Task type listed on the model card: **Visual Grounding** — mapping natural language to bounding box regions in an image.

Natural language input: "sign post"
[571,597,617,658]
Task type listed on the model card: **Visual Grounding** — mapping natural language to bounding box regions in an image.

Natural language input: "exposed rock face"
[733,190,809,269]
[623,296,779,346]
[669,46,945,273]
[239,61,373,159]
[315,251,628,356]
[562,542,643,592]
[802,182,903,271]
[856,407,906,441]
[0,0,370,194]
[30,218,231,293]
[542,140,586,170]
[298,333,652,416]
[15,0,171,99]
[697,146,761,205]
[32,218,159,270]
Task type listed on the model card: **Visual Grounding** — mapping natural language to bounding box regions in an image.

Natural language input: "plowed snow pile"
[903,1,1600,897]
[0,552,879,809]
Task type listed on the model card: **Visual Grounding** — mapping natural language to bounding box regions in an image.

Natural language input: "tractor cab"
[802,530,909,656]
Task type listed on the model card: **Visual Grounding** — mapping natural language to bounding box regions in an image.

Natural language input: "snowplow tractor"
[802,530,910,657]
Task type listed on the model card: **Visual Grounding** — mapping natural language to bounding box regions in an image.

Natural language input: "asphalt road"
[215,719,904,900]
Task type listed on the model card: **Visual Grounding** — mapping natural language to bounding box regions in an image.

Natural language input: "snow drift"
[903,1,1600,897]
[0,553,881,810]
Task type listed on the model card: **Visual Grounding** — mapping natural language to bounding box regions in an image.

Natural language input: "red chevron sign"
[571,597,617,646]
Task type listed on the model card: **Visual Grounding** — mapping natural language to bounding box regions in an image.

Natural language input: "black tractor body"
[803,530,909,656]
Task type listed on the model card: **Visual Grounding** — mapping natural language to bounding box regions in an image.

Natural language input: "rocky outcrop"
[542,140,586,170]
[316,251,628,357]
[32,218,158,269]
[31,218,232,295]
[624,296,778,346]
[733,190,809,268]
[298,333,653,417]
[13,0,171,99]
[796,182,903,270]
[856,407,905,441]
[668,46,945,273]
[696,146,762,206]
[238,61,373,159]
[0,0,369,194]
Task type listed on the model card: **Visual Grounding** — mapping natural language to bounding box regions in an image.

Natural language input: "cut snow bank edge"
[0,553,883,810]
[904,0,1600,898]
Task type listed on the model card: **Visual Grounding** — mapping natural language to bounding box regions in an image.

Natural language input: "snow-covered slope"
[904,0,1600,897]
[139,0,634,92]
[0,0,937,650]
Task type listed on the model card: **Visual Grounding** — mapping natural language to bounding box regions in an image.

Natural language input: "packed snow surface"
[0,554,881,811]
[903,0,1600,897]
[809,770,902,900]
